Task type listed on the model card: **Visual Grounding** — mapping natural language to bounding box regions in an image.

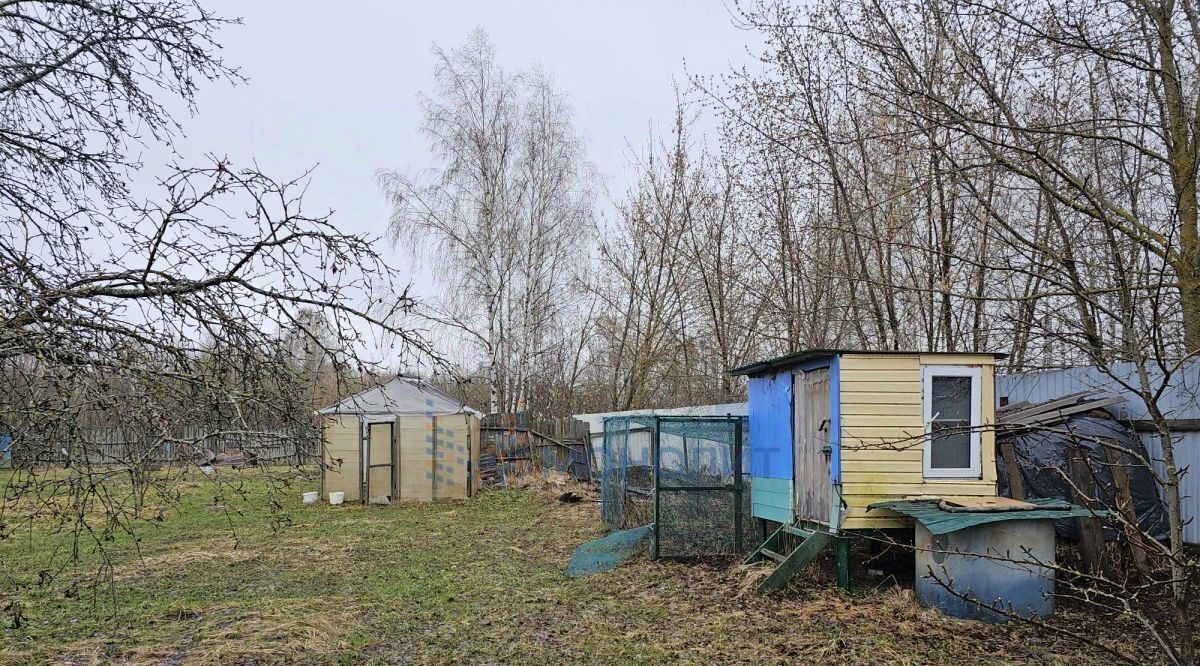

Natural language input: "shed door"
[793,368,832,524]
[366,422,395,504]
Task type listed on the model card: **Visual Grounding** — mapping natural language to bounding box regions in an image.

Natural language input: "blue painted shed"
[734,350,1005,531]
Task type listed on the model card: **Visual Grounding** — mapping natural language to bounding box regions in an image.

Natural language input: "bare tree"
[708,0,1200,661]
[379,29,593,415]
[0,0,432,617]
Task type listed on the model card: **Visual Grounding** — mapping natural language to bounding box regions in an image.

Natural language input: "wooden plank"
[917,353,997,365]
[1130,418,1200,432]
[839,442,925,456]
[841,509,910,530]
[783,524,814,539]
[794,368,832,524]
[744,522,787,565]
[839,402,922,416]
[998,439,1025,500]
[1006,402,1120,428]
[841,425,926,436]
[844,414,924,427]
[841,480,995,493]
[836,537,851,591]
[1000,393,1118,424]
[838,392,922,405]
[997,391,1092,421]
[758,530,833,593]
[840,459,922,473]
[1103,443,1151,577]
[839,381,921,394]
[938,496,1036,510]
[998,400,1034,413]
[1069,449,1107,576]
[761,548,786,563]
[838,355,920,370]
[840,476,934,492]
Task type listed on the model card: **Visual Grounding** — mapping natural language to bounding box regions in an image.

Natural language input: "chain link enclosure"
[601,415,751,558]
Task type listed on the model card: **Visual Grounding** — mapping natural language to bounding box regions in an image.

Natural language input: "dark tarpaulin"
[997,416,1168,541]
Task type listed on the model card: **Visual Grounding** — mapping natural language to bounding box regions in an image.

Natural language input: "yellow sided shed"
[733,350,1002,531]
[318,377,481,504]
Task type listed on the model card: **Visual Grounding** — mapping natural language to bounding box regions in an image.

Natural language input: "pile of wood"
[996,391,1157,577]
[998,391,1126,428]
[478,414,593,487]
[199,448,259,468]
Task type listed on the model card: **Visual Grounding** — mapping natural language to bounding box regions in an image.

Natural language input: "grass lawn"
[0,469,1144,664]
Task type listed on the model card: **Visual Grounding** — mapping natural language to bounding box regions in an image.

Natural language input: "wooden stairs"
[744,522,835,593]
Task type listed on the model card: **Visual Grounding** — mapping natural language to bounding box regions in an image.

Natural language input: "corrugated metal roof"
[730,349,1007,377]
[574,402,747,440]
[868,498,1098,535]
[997,361,1200,421]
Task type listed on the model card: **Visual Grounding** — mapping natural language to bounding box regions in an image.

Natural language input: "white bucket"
[328,491,345,505]
[301,491,319,504]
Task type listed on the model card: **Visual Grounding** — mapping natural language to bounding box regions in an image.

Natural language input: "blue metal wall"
[749,372,793,523]
[997,361,1200,544]
[747,355,843,525]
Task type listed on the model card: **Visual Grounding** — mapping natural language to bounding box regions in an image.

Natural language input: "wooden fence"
[479,414,593,486]
[2,425,321,469]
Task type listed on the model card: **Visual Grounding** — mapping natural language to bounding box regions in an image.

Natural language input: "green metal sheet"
[566,525,653,577]
[867,498,1100,535]
[751,476,792,523]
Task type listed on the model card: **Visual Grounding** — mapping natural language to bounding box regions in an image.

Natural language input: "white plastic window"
[922,365,982,478]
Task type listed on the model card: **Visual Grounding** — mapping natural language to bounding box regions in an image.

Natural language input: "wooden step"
[783,525,814,539]
[757,530,834,594]
[761,548,785,563]
[743,522,788,565]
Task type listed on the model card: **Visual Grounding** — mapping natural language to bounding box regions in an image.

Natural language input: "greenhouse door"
[793,368,832,524]
[366,422,395,504]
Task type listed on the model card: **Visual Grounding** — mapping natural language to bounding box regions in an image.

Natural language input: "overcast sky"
[157,0,757,299]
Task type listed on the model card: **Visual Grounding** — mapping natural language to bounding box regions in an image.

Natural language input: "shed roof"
[730,349,1008,378]
[868,498,1097,535]
[317,376,477,417]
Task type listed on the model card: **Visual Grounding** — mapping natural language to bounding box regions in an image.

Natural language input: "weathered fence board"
[1,425,321,468]
[479,414,592,486]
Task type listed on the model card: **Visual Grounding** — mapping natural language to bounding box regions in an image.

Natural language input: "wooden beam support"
[1130,418,1200,432]
[757,530,833,594]
[1102,443,1152,578]
[998,439,1025,501]
[836,537,851,591]
[1069,449,1107,577]
[761,548,786,563]
[743,522,786,565]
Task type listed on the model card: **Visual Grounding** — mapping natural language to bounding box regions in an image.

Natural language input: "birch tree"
[380,29,593,414]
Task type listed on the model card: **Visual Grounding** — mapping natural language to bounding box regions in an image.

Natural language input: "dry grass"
[0,472,1152,664]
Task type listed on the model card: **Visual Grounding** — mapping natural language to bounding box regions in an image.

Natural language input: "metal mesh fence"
[601,415,751,558]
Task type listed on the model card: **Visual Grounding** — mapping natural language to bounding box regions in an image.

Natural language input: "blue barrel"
[915,519,1056,623]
